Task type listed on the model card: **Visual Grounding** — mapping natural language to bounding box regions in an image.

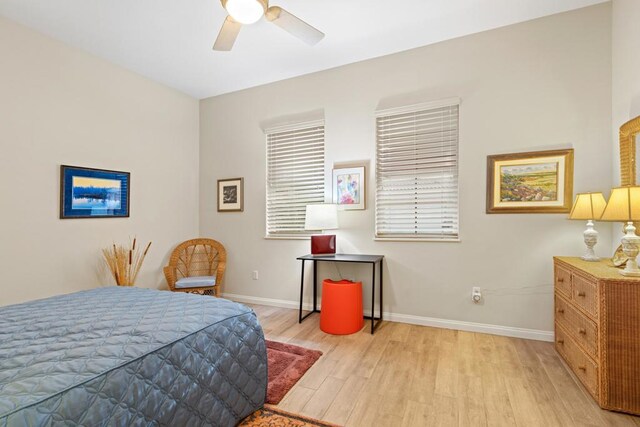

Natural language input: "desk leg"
[299,260,305,323]
[379,259,383,323]
[299,259,322,323]
[313,260,318,313]
[371,262,376,334]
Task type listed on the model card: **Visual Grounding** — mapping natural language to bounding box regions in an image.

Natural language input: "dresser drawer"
[555,295,598,359]
[555,324,599,399]
[572,273,599,319]
[555,265,572,298]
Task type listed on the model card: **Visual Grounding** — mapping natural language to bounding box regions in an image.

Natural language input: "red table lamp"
[304,204,339,254]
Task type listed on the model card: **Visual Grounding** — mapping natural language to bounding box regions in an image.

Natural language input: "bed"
[0,287,267,426]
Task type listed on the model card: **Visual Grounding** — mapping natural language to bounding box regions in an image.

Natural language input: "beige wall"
[612,0,640,185]
[200,4,612,335]
[0,17,200,305]
[0,4,615,336]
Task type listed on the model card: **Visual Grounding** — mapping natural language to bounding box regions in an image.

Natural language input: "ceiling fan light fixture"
[213,0,323,51]
[223,0,267,25]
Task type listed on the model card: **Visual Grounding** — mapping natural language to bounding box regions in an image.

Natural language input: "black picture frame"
[217,177,244,212]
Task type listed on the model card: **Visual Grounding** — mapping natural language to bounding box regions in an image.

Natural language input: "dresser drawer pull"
[557,339,564,344]
[577,291,586,297]
[578,328,586,335]
[578,365,587,371]
[557,278,565,283]
[557,308,565,314]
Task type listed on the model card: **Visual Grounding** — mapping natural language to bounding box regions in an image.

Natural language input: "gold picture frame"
[486,149,574,214]
[619,115,640,186]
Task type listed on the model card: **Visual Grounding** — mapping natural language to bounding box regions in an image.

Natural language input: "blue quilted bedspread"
[0,287,267,426]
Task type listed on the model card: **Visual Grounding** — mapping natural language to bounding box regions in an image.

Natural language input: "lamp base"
[581,220,599,262]
[619,221,640,276]
[311,235,336,255]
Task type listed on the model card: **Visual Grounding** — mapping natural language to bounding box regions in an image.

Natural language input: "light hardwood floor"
[249,304,640,427]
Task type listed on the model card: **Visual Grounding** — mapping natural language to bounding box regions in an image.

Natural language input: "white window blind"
[266,121,325,236]
[375,99,459,240]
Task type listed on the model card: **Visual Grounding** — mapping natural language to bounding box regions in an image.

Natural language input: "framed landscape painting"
[217,177,244,212]
[486,149,573,214]
[60,165,130,219]
[333,166,365,210]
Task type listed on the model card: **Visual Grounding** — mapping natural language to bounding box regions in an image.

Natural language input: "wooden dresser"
[554,257,640,415]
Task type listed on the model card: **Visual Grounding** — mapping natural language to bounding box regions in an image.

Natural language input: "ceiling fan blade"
[213,16,242,51]
[265,6,324,46]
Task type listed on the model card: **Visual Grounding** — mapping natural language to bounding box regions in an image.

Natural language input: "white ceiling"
[0,0,608,99]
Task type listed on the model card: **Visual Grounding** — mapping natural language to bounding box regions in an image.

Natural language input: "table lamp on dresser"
[568,192,607,261]
[600,186,640,276]
[304,204,338,255]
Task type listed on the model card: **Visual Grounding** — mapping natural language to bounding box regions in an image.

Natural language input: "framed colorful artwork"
[60,165,130,219]
[217,177,244,212]
[486,149,574,214]
[332,166,365,210]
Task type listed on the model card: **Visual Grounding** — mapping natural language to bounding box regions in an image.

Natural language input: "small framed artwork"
[486,149,574,214]
[332,166,365,210]
[60,165,130,219]
[217,177,244,212]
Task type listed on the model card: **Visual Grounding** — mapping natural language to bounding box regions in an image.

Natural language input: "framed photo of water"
[60,165,130,219]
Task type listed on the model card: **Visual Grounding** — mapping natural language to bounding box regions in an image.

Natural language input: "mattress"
[0,287,267,426]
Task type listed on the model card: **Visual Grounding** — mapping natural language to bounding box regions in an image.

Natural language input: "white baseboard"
[223,293,310,310]
[221,292,554,342]
[382,312,553,342]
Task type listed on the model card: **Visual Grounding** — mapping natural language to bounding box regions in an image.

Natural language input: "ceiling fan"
[213,0,324,51]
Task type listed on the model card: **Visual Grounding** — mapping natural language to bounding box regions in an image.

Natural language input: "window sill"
[264,235,311,240]
[374,237,461,243]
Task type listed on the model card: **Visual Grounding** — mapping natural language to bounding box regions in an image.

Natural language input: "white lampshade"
[224,0,266,24]
[304,204,338,231]
[600,186,640,222]
[568,192,607,220]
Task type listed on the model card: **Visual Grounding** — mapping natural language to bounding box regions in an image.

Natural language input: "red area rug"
[266,340,323,404]
[239,405,340,426]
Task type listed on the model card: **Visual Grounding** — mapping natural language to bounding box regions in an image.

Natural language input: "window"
[266,121,325,237]
[375,98,459,240]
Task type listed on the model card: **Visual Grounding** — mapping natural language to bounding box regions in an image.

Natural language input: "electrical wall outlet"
[472,287,482,303]
[252,270,259,280]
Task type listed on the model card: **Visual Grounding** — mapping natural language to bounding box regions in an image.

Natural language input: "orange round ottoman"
[320,279,364,335]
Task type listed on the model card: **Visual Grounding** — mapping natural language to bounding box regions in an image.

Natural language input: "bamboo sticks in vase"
[102,237,152,286]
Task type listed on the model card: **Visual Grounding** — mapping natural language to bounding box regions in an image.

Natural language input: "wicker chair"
[163,238,227,297]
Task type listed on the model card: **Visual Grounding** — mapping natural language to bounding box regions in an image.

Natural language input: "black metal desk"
[296,254,384,334]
